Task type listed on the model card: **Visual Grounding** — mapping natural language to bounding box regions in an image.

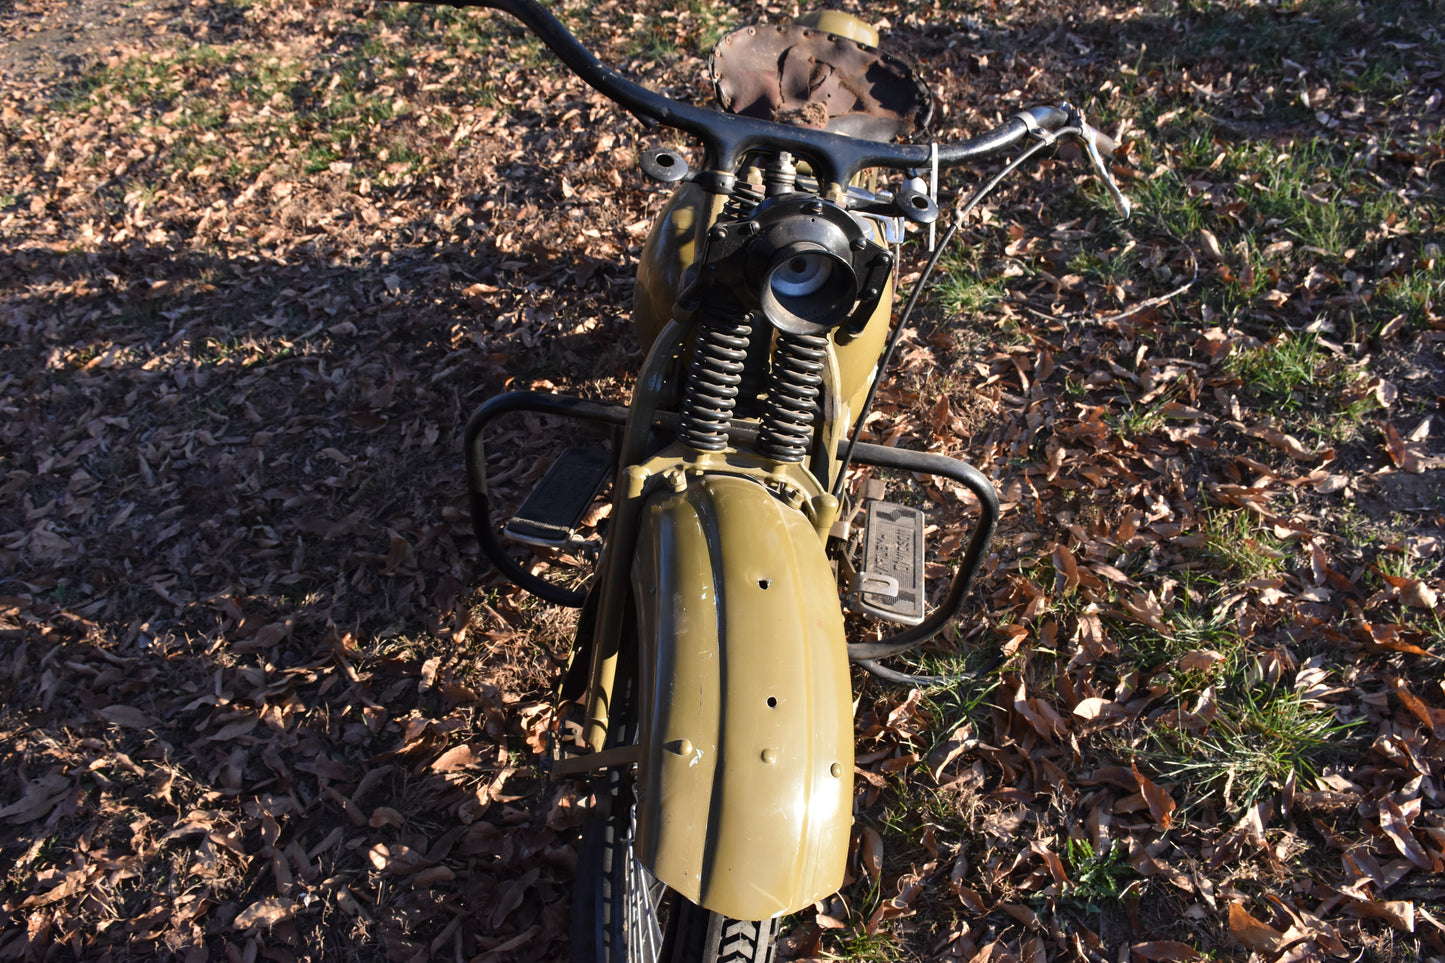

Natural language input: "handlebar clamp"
[1010,108,1059,145]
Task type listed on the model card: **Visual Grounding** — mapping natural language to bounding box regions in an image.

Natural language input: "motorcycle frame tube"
[630,473,853,921]
[580,319,692,752]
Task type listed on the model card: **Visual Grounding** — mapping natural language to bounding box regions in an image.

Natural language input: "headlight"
[695,193,892,338]
[761,243,858,335]
[769,250,835,297]
[751,205,860,336]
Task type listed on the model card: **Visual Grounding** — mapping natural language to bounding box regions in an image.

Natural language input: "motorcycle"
[436,0,1131,958]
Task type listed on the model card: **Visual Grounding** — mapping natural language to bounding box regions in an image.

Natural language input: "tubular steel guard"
[464,393,1000,649]
[464,390,629,607]
[842,441,1000,661]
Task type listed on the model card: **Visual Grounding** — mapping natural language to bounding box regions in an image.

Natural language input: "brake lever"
[1068,107,1132,219]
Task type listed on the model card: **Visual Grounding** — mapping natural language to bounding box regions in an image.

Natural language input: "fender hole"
[766,696,778,708]
[758,579,771,590]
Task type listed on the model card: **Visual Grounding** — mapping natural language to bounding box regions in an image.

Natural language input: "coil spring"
[721,181,764,223]
[757,332,828,463]
[678,306,753,452]
[763,152,798,196]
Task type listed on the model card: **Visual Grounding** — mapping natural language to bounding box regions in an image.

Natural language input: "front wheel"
[571,741,775,963]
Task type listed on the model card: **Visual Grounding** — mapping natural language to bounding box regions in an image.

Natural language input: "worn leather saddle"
[709,11,933,142]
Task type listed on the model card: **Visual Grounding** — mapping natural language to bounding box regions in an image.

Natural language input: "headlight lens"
[769,252,834,297]
[760,243,857,335]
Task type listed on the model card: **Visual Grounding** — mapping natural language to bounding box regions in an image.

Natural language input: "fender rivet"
[761,749,778,764]
[665,739,693,755]
[830,763,844,778]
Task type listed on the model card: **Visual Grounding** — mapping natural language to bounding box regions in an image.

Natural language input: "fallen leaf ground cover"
[0,0,1441,960]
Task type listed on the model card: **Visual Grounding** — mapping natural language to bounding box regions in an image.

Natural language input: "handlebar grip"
[936,106,1070,165]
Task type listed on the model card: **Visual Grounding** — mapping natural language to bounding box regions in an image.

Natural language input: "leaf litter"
[2,0,1444,960]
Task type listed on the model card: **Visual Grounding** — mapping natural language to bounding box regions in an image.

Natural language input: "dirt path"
[0,0,185,84]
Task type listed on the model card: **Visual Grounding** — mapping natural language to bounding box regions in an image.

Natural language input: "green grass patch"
[1109,395,1172,439]
[1062,838,1140,910]
[916,649,1005,754]
[1223,334,1341,412]
[1201,510,1290,580]
[934,248,1007,319]
[1375,251,1445,333]
[618,0,731,63]
[1142,674,1359,813]
[1136,0,1428,72]
[1222,333,1375,441]
[1115,585,1251,703]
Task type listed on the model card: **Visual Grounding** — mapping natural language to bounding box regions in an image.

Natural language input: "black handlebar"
[434,0,1071,186]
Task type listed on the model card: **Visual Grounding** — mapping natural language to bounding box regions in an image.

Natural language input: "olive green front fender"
[630,474,853,921]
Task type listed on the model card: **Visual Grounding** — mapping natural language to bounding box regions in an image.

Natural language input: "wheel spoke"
[622,811,665,960]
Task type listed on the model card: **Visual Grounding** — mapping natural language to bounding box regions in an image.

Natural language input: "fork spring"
[757,332,827,463]
[678,305,753,453]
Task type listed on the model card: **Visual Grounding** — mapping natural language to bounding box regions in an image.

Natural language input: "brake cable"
[831,127,1071,504]
[836,121,1119,687]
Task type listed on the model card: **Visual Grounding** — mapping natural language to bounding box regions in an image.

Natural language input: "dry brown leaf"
[411,865,455,887]
[1340,896,1416,932]
[1379,572,1439,610]
[1178,649,1226,673]
[1383,423,1428,472]
[0,774,70,824]
[859,827,884,884]
[1120,591,1171,634]
[1243,423,1319,460]
[488,866,540,929]
[98,704,157,729]
[1380,798,1436,870]
[1199,228,1223,262]
[20,867,89,908]
[865,885,919,935]
[233,897,297,931]
[1228,901,1286,953]
[1028,839,1069,888]
[1393,679,1445,740]
[431,744,482,772]
[1052,543,1080,596]
[1071,697,1126,722]
[929,724,978,782]
[1130,941,1202,962]
[369,806,405,828]
[1131,762,1176,829]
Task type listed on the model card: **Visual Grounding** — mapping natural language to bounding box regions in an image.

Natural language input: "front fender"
[631,474,853,921]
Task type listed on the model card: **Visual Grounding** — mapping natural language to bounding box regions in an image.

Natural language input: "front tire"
[570,713,775,963]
